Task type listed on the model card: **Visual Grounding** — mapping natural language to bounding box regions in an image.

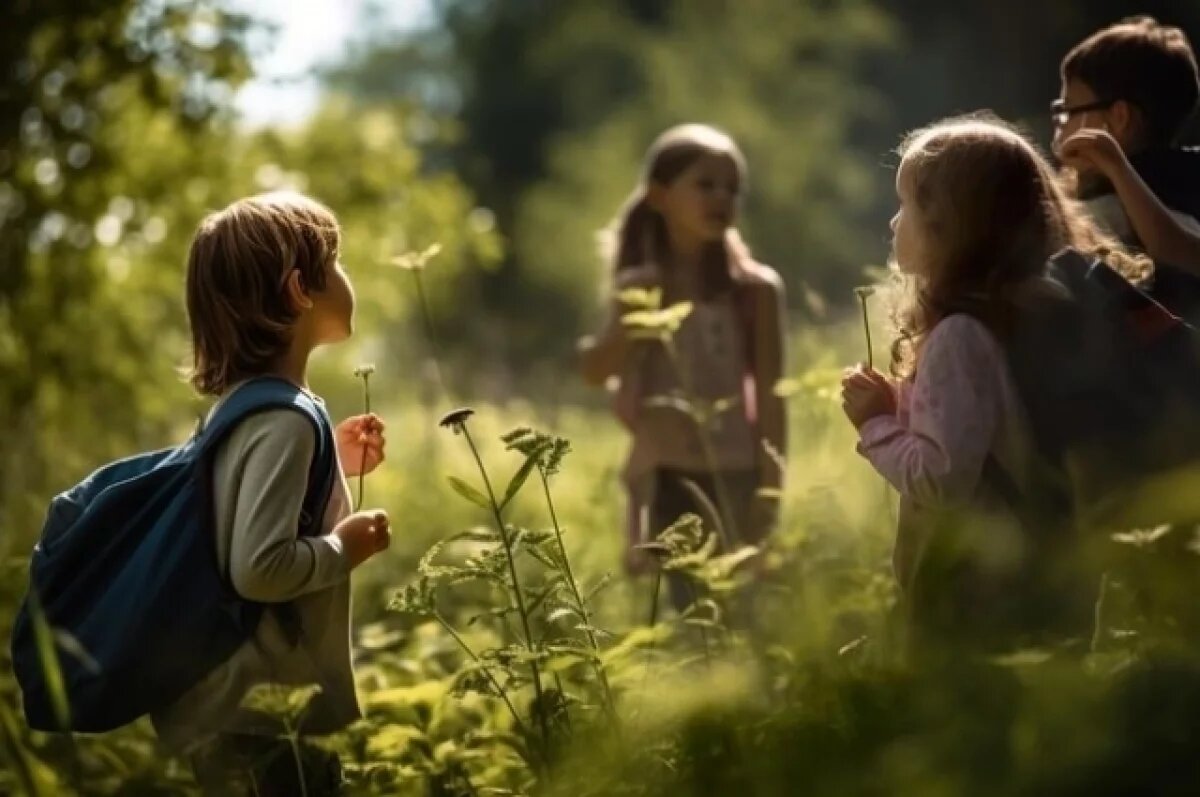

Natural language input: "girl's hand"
[840,364,896,428]
[336,414,386,477]
[1057,128,1128,177]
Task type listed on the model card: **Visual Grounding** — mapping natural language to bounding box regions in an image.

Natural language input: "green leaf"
[419,527,499,578]
[616,286,662,309]
[546,607,581,624]
[27,591,70,731]
[525,542,563,571]
[773,377,804,397]
[500,451,541,510]
[583,571,616,605]
[467,606,516,626]
[241,683,323,724]
[447,476,491,509]
[0,697,45,797]
[989,649,1055,668]
[526,574,567,615]
[601,626,673,667]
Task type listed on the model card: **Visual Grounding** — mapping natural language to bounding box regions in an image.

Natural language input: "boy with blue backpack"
[12,191,391,794]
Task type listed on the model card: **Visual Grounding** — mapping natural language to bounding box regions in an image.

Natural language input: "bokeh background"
[5,2,1200,794]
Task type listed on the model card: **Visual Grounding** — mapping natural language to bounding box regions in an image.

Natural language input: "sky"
[228,0,432,126]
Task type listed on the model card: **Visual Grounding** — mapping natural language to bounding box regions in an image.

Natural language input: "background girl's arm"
[753,269,788,490]
[578,265,658,386]
[578,299,630,386]
[855,316,1001,506]
[1060,129,1200,272]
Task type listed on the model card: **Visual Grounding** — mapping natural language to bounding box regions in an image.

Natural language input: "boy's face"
[311,257,356,343]
[1052,78,1137,163]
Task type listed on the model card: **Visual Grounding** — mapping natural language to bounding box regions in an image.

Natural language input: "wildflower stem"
[284,724,309,797]
[434,612,527,737]
[458,424,552,757]
[355,370,372,511]
[537,465,619,726]
[411,270,447,400]
[684,582,713,667]
[664,340,737,550]
[637,568,664,717]
[1091,572,1110,655]
[857,290,874,370]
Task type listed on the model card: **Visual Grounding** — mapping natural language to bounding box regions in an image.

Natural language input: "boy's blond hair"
[185,191,340,395]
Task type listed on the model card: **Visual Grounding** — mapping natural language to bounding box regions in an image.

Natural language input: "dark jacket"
[1080,146,1200,323]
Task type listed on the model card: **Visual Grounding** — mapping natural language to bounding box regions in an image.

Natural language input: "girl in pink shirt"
[840,116,1143,648]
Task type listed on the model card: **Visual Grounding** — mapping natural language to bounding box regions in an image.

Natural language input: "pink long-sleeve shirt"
[856,314,1035,590]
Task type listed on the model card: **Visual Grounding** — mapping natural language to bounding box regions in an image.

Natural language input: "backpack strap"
[197,377,337,537]
[194,377,339,648]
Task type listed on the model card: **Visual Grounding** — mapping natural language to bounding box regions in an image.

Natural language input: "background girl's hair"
[601,123,753,300]
[888,113,1146,376]
[186,191,340,395]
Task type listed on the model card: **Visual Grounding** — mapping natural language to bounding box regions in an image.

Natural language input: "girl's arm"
[855,316,1001,506]
[752,269,788,490]
[1060,129,1200,272]
[578,265,659,386]
[578,299,629,386]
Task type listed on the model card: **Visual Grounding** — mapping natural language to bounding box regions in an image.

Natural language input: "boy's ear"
[1108,100,1141,147]
[284,268,314,312]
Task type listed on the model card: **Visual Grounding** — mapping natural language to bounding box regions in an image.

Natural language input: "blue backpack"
[10,377,337,732]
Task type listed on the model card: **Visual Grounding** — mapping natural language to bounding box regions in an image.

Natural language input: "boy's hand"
[334,509,391,569]
[1057,128,1128,177]
[841,364,896,429]
[336,414,386,477]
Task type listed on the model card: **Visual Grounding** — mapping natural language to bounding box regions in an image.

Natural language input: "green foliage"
[328,0,896,362]
[10,2,1200,795]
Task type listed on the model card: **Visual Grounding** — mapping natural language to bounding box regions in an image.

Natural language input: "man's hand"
[1057,127,1128,177]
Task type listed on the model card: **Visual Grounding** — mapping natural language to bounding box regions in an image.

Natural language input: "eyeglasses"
[1050,98,1115,127]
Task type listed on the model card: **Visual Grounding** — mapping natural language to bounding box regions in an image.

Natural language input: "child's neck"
[270,339,314,391]
[665,233,707,296]
[667,230,706,268]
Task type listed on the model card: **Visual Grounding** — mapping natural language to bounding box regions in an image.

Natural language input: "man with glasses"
[1051,16,1200,321]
